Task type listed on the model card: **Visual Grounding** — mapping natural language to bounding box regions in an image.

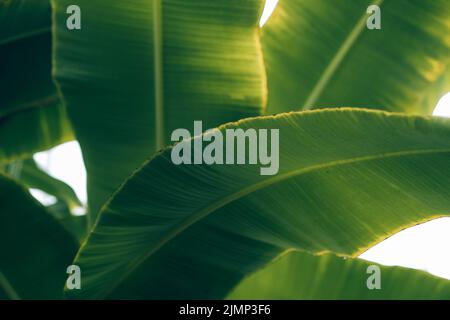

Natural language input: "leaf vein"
[103,146,450,297]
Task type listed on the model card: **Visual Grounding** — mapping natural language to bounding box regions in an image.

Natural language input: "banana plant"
[262,0,450,114]
[0,0,73,164]
[52,0,267,222]
[1,0,450,300]
[0,174,77,299]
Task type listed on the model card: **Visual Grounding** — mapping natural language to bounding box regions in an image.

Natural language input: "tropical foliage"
[1,0,450,299]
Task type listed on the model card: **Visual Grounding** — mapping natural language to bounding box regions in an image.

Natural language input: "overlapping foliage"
[1,0,450,299]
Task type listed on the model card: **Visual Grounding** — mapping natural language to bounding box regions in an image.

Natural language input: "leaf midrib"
[0,26,51,47]
[102,146,450,297]
[302,0,385,109]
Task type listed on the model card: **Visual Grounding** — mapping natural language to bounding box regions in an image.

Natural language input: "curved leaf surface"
[0,174,77,299]
[21,159,82,211]
[262,0,450,114]
[229,250,450,299]
[68,109,450,299]
[52,0,267,220]
[46,202,87,244]
[0,0,73,164]
[0,0,50,42]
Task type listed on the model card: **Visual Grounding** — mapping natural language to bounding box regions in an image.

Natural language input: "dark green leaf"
[0,0,73,164]
[20,158,82,211]
[262,0,450,114]
[52,0,267,221]
[0,174,77,299]
[46,202,87,244]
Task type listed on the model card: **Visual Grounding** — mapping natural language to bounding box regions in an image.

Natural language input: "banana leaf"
[0,0,73,164]
[0,173,77,299]
[66,109,450,299]
[52,0,267,222]
[262,0,450,114]
[229,250,450,299]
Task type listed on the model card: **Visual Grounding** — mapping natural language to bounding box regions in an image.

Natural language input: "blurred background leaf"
[52,0,267,223]
[262,0,450,114]
[0,173,77,299]
[20,158,82,211]
[229,250,450,299]
[19,159,87,242]
[46,202,87,243]
[0,0,73,164]
[1,158,87,242]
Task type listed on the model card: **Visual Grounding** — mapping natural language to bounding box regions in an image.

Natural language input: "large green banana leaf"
[262,0,450,114]
[19,159,87,242]
[229,250,450,299]
[46,202,87,244]
[0,174,77,299]
[0,0,73,164]
[52,0,267,222]
[67,109,450,299]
